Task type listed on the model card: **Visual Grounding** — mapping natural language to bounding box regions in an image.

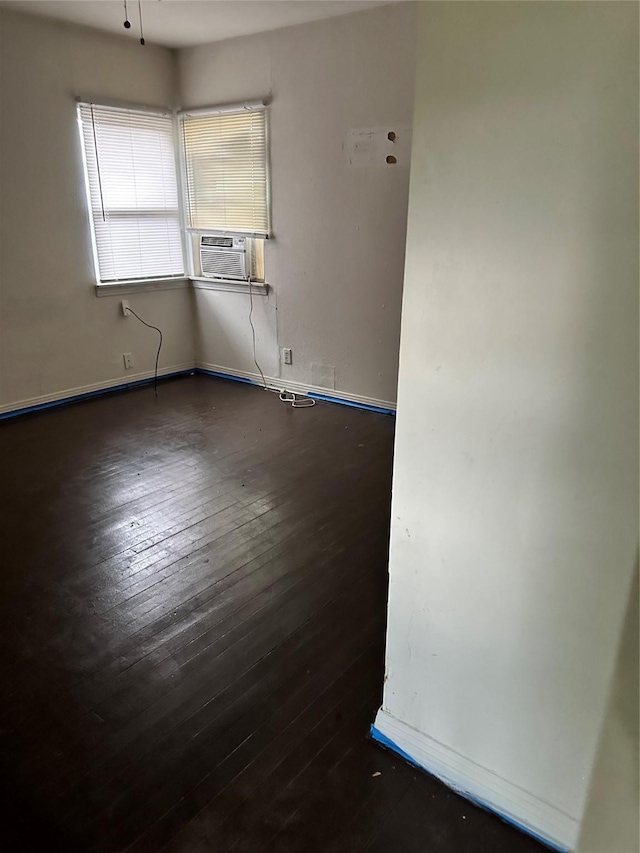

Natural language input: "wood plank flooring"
[0,375,544,852]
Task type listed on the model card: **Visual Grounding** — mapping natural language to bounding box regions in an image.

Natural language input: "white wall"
[178,3,416,408]
[0,10,194,412]
[578,562,639,853]
[375,2,638,850]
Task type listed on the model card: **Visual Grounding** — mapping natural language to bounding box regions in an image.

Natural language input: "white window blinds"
[78,103,184,282]
[181,107,269,238]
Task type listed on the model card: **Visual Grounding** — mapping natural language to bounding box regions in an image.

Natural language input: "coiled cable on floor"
[278,390,315,408]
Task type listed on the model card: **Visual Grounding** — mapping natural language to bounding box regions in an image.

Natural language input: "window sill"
[190,277,269,296]
[94,277,269,297]
[95,278,190,297]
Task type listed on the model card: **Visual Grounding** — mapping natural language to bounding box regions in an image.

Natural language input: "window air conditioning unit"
[200,235,248,281]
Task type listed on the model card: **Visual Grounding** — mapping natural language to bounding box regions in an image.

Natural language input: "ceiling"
[1,0,397,48]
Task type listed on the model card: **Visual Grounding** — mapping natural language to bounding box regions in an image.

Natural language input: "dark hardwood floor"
[0,375,544,853]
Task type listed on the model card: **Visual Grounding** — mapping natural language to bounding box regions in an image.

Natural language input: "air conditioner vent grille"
[200,236,247,281]
[201,236,233,249]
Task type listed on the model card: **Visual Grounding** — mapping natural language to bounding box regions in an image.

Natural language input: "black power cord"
[126,307,163,398]
[248,278,268,388]
[248,279,315,409]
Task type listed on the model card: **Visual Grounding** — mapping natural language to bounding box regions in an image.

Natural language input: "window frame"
[77,97,271,292]
[177,100,271,243]
[178,101,271,285]
[77,99,186,288]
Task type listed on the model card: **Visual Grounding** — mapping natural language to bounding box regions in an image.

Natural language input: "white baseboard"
[0,363,195,417]
[0,361,396,419]
[196,361,396,414]
[372,709,578,852]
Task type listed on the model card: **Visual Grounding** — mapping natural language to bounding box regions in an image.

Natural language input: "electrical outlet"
[282,347,292,365]
[123,353,134,370]
[121,300,131,317]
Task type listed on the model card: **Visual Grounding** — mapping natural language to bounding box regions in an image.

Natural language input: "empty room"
[0,1,637,852]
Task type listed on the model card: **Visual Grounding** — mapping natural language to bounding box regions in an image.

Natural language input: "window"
[78,100,270,287]
[78,103,184,283]
[180,105,269,238]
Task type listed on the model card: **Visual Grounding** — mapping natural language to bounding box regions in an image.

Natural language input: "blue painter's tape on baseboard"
[369,725,568,853]
[0,370,195,421]
[1,368,396,422]
[195,369,396,415]
[305,391,395,416]
[370,724,423,769]
[194,367,260,387]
